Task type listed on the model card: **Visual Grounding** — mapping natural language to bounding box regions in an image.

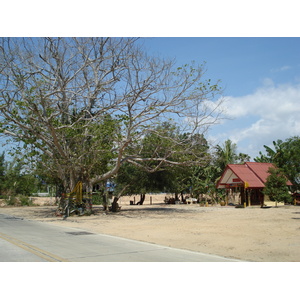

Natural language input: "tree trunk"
[136,194,145,205]
[103,192,109,211]
[111,197,120,212]
[180,192,185,203]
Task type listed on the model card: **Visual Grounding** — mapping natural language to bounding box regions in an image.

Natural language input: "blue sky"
[1,37,299,161]
[140,37,300,159]
[2,2,300,161]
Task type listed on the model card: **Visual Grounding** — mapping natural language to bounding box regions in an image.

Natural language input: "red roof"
[228,164,265,188]
[217,162,292,189]
[244,162,275,184]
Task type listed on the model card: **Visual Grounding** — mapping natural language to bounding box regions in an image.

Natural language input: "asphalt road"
[0,213,241,262]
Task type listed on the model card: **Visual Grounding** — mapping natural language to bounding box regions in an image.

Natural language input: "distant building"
[216,162,292,206]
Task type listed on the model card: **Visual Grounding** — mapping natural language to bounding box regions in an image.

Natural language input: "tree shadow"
[32,207,58,218]
[120,206,180,213]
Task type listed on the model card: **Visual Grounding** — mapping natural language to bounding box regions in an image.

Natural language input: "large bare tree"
[0,37,223,192]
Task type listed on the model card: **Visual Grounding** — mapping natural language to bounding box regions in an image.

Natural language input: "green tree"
[0,37,223,193]
[263,167,292,206]
[214,139,237,171]
[254,140,285,163]
[282,136,300,191]
[236,152,251,164]
[0,156,38,196]
[115,122,211,204]
[189,164,223,202]
[214,139,250,174]
[254,137,300,191]
[114,163,151,205]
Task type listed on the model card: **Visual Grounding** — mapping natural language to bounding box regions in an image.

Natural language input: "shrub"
[4,196,18,206]
[92,192,105,205]
[19,195,34,206]
[264,167,292,205]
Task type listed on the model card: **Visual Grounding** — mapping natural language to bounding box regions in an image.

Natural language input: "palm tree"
[214,139,237,171]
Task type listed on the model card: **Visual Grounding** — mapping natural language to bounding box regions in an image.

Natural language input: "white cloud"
[271,65,292,72]
[224,80,300,119]
[209,81,300,159]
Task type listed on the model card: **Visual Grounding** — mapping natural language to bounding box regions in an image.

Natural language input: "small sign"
[233,178,241,182]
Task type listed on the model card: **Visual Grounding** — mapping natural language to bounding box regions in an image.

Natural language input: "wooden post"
[260,190,264,208]
[150,196,152,205]
[133,196,136,205]
[241,186,245,206]
[225,189,229,206]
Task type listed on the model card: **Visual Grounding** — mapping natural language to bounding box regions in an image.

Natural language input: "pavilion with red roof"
[216,162,292,206]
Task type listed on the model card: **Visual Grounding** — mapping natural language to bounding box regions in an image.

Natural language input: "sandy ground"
[1,194,300,262]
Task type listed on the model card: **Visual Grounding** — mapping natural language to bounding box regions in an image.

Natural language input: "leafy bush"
[19,195,34,206]
[4,196,18,206]
[3,194,35,206]
[92,192,105,205]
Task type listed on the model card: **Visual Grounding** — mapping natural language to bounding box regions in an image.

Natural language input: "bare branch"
[0,37,223,190]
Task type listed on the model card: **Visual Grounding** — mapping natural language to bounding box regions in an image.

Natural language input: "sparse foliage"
[0,37,223,192]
